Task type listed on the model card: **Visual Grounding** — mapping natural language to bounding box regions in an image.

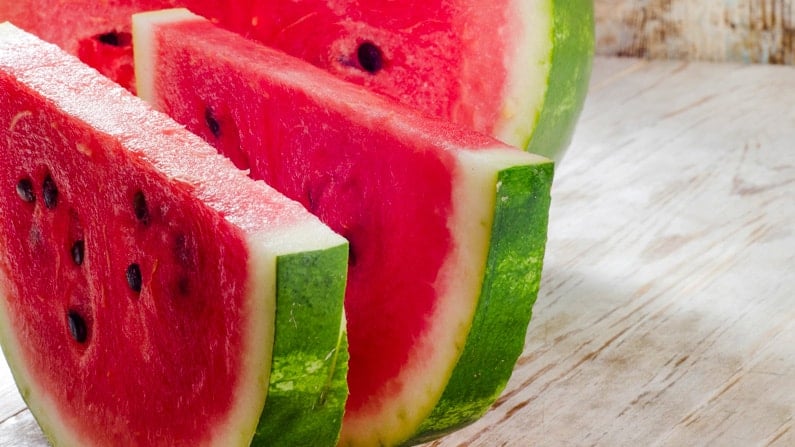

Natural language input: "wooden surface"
[2,57,794,445]
[596,0,795,64]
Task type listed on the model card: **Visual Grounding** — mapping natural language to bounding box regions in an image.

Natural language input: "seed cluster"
[15,173,90,343]
[13,174,160,344]
[127,190,150,296]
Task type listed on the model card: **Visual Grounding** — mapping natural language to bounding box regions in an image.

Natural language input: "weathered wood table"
[2,57,793,446]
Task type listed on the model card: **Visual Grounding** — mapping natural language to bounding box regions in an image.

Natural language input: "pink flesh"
[0,0,510,135]
[149,20,506,413]
[0,40,263,446]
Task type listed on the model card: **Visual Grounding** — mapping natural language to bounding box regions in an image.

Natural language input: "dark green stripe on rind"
[525,0,594,161]
[409,160,554,444]
[254,244,350,446]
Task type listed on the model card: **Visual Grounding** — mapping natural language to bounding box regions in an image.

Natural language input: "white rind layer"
[132,8,194,105]
[134,9,553,445]
[0,272,82,447]
[0,228,343,447]
[340,148,545,446]
[213,224,345,446]
[494,0,554,148]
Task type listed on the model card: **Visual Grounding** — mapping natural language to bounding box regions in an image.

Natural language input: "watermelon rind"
[255,246,349,445]
[133,9,555,446]
[0,22,348,446]
[132,6,185,104]
[516,0,594,161]
[136,14,352,445]
[412,160,553,443]
[0,0,592,162]
[335,150,553,447]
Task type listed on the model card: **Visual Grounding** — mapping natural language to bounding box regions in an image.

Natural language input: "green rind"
[409,161,554,444]
[254,244,350,446]
[524,0,594,161]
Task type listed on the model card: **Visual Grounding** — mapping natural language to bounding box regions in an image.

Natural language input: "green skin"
[410,162,554,444]
[243,0,590,442]
[524,0,595,162]
[261,2,587,443]
[255,245,350,446]
[402,1,593,443]
[0,247,350,447]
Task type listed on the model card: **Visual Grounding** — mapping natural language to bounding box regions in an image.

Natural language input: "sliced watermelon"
[0,22,348,446]
[134,9,554,446]
[0,0,593,160]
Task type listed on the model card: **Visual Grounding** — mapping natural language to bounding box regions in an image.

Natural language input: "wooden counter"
[2,57,793,446]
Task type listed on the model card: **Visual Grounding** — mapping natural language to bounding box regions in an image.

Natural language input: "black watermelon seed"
[71,240,85,266]
[177,276,190,296]
[96,31,131,47]
[67,310,88,343]
[357,41,384,74]
[42,174,58,209]
[16,178,35,203]
[126,263,142,293]
[133,191,150,224]
[205,107,221,138]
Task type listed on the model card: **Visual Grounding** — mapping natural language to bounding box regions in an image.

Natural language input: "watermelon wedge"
[0,0,593,160]
[134,9,554,446]
[0,22,348,446]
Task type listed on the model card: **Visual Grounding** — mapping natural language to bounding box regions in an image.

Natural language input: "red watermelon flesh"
[0,0,503,112]
[0,0,593,159]
[135,9,554,446]
[0,0,506,124]
[0,22,348,446]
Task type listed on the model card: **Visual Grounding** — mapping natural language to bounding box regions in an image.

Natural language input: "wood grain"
[2,57,794,446]
[596,0,795,64]
[427,57,795,446]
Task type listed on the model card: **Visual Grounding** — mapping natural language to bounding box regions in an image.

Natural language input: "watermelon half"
[134,9,554,446]
[0,22,348,446]
[0,0,593,161]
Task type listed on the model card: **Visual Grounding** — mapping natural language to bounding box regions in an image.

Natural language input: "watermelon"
[0,0,594,160]
[133,9,554,446]
[0,22,349,446]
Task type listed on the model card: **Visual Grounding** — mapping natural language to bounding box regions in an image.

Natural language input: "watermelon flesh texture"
[134,9,553,446]
[0,0,593,161]
[0,22,348,446]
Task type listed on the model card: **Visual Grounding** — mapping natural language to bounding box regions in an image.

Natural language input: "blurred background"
[595,0,794,65]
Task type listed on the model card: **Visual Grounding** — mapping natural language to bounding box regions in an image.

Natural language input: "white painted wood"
[595,0,795,64]
[1,57,793,446]
[0,355,25,426]
[425,57,795,446]
[0,411,47,447]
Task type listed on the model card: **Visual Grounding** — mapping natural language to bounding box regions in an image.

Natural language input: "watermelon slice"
[0,0,593,160]
[134,9,554,446]
[0,22,348,446]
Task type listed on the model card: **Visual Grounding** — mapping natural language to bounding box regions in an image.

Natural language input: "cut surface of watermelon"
[134,9,554,446]
[0,22,348,446]
[0,0,593,160]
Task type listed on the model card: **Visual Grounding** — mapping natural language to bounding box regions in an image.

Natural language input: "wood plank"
[0,410,47,447]
[423,57,795,445]
[0,355,26,424]
[1,57,793,446]
[595,0,795,64]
